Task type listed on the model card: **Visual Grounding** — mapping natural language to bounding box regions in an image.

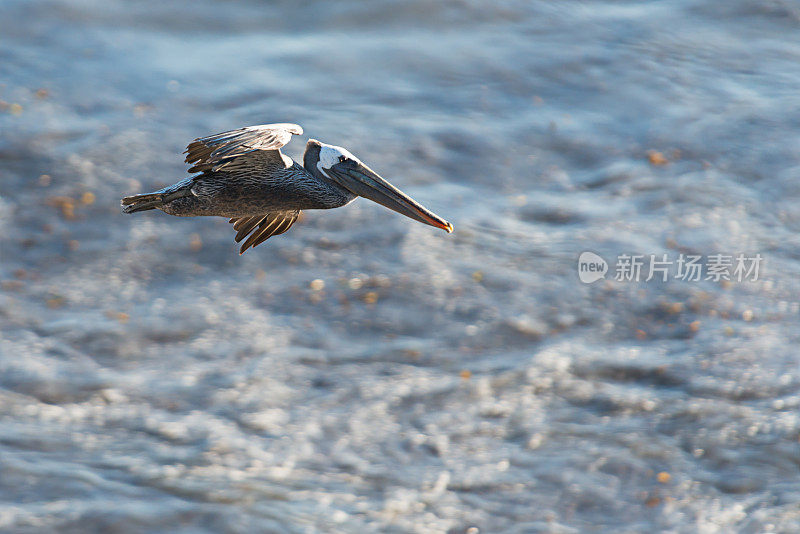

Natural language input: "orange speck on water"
[105,311,129,323]
[81,191,96,205]
[348,277,363,290]
[363,291,378,304]
[46,296,65,309]
[724,326,735,336]
[132,103,152,117]
[309,279,325,291]
[189,234,202,252]
[657,472,671,483]
[460,370,472,380]
[47,196,76,220]
[635,329,647,340]
[403,349,421,359]
[647,150,668,166]
[689,321,701,332]
[1,280,23,291]
[666,302,683,314]
[645,496,661,507]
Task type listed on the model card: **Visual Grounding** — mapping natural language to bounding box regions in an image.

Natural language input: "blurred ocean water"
[2,0,800,532]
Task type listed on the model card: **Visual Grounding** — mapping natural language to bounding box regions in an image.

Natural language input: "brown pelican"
[121,123,453,254]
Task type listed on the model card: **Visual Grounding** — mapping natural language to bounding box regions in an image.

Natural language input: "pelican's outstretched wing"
[228,211,300,254]
[185,123,303,173]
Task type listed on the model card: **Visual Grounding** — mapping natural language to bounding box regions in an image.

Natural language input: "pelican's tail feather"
[121,187,192,214]
[121,193,165,213]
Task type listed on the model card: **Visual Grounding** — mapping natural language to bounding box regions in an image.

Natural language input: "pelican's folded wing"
[228,211,300,254]
[185,123,303,173]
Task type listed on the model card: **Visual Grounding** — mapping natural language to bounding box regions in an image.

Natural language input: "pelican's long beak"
[327,160,454,233]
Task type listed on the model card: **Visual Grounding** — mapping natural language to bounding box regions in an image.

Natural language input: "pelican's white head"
[316,141,361,171]
[303,139,363,181]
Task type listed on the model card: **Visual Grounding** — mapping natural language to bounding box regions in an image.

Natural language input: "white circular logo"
[578,252,608,284]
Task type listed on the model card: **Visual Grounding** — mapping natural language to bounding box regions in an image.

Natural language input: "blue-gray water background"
[2,0,800,532]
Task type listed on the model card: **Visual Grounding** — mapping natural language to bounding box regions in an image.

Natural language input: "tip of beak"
[444,222,454,233]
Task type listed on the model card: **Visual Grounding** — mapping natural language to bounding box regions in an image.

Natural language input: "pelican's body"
[121,123,452,254]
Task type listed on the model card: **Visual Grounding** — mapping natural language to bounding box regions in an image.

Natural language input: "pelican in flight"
[121,123,453,254]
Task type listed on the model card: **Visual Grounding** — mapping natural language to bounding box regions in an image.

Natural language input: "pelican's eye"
[338,155,346,163]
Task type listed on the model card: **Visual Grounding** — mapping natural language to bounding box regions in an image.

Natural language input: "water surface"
[2,0,800,532]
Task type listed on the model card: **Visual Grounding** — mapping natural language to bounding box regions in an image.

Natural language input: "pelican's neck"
[302,142,332,183]
[293,145,352,209]
[302,145,320,177]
